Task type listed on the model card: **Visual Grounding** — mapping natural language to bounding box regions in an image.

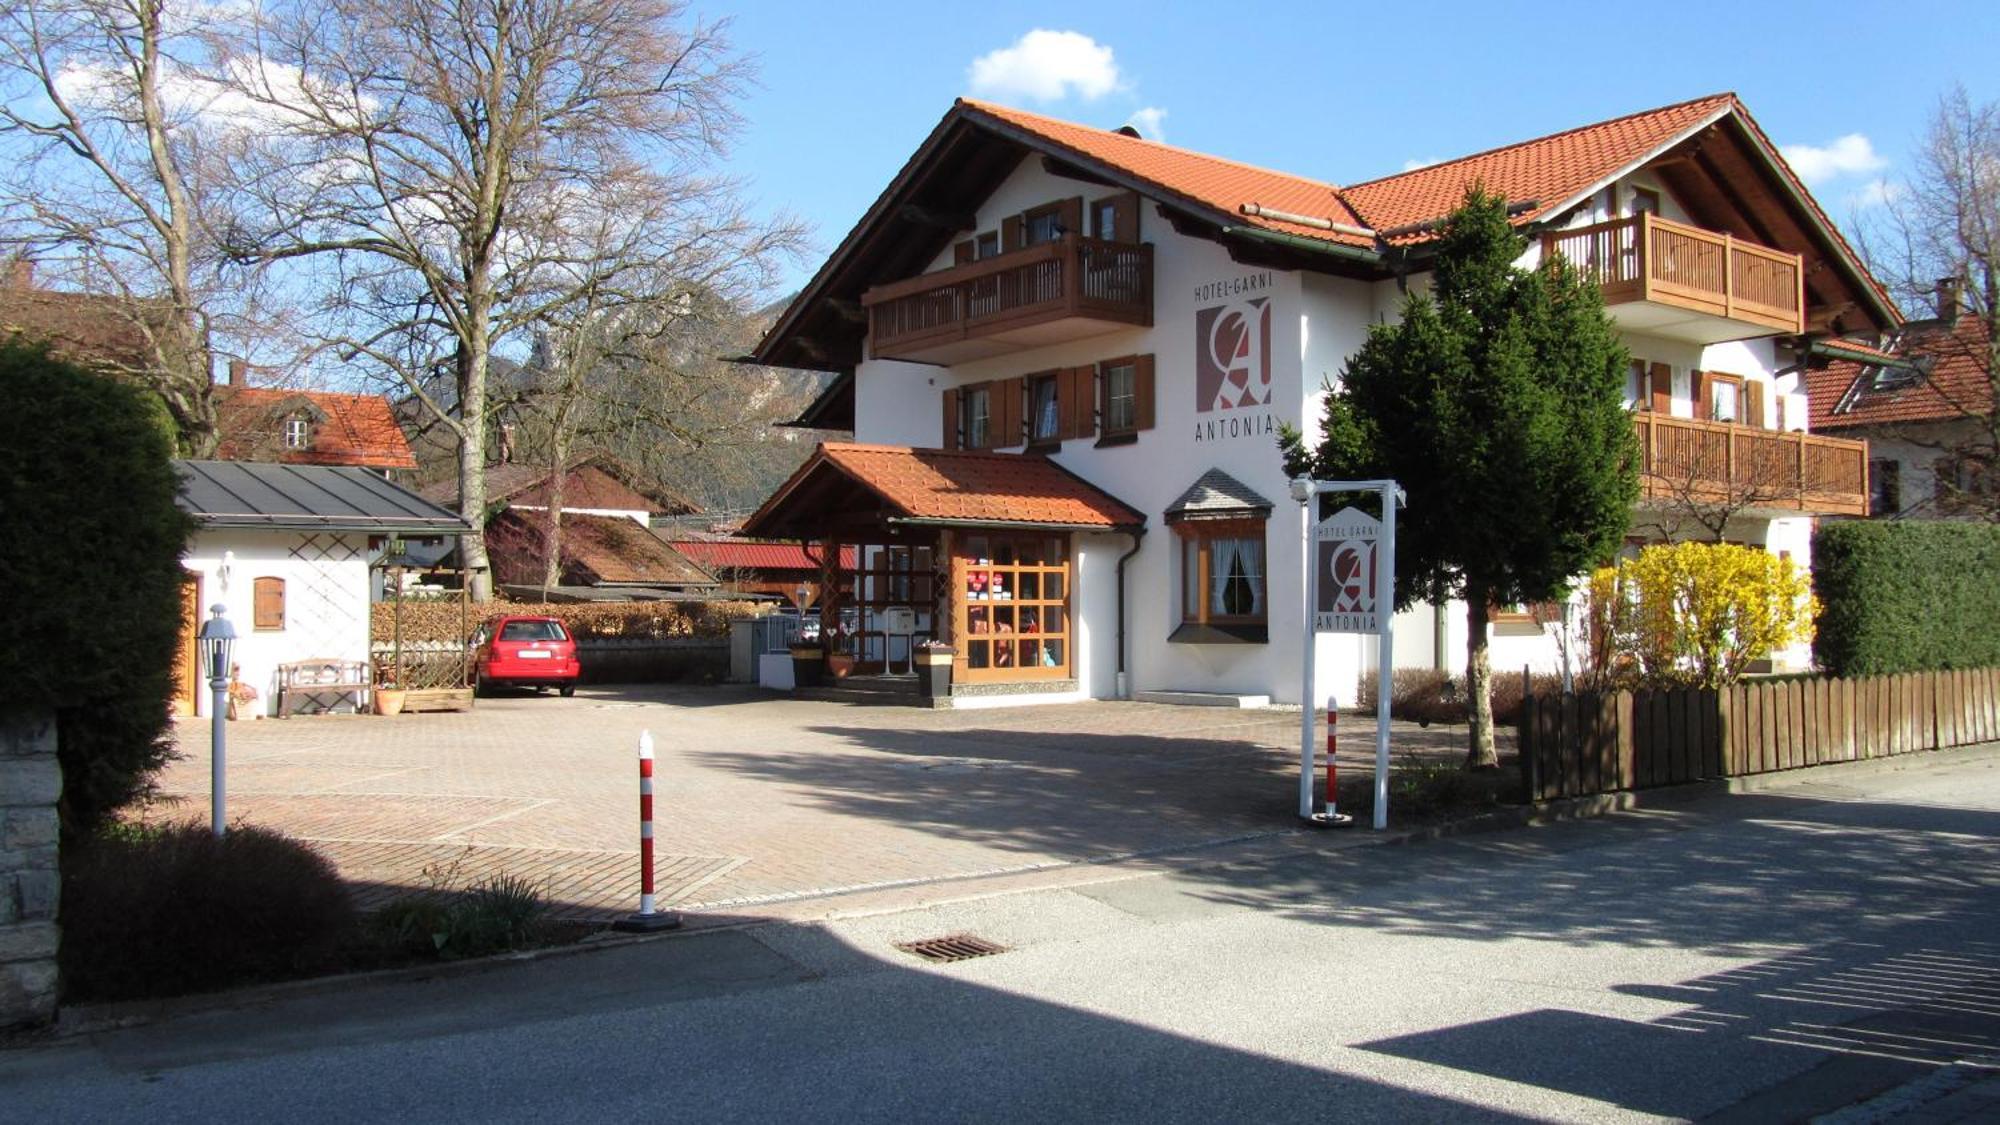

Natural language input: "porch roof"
[741,442,1145,540]
[175,459,471,537]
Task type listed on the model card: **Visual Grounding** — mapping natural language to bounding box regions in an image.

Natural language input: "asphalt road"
[5,751,1997,1123]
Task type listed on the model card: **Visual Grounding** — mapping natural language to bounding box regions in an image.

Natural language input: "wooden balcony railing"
[1544,213,1805,335]
[1634,414,1868,517]
[862,235,1153,361]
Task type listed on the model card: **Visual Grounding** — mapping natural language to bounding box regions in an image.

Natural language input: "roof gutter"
[885,516,1147,534]
[1808,338,1921,369]
[1218,224,1382,267]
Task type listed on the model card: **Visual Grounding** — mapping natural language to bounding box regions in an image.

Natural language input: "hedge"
[371,597,768,645]
[1813,520,2000,676]
[0,342,192,837]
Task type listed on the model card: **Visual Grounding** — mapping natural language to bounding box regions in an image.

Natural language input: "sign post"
[1292,478,1403,830]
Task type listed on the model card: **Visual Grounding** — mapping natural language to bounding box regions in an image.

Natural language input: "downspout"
[1115,528,1147,700]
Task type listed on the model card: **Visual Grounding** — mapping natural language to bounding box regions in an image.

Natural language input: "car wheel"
[559,685,576,698]
[474,675,490,698]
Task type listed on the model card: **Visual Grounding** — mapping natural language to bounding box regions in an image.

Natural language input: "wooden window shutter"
[1109,191,1139,243]
[253,576,285,630]
[953,240,975,265]
[1133,354,1156,432]
[1059,196,1084,239]
[1648,362,1672,414]
[1002,214,1025,252]
[1691,370,1710,419]
[1744,381,1766,429]
[992,376,1024,447]
[941,386,960,450]
[1057,366,1094,441]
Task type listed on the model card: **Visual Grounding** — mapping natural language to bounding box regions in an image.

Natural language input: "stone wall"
[0,708,60,1029]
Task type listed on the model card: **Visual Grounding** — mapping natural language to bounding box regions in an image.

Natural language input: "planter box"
[916,649,954,699]
[790,647,825,689]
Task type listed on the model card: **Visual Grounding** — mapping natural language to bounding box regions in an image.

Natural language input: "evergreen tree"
[1284,189,1638,767]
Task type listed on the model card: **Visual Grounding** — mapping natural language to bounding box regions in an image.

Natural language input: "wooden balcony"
[1635,414,1868,517]
[862,235,1153,364]
[1544,214,1805,344]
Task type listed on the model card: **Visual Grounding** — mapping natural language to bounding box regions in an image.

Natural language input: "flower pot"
[826,652,856,681]
[789,646,825,689]
[915,648,954,699]
[374,688,407,716]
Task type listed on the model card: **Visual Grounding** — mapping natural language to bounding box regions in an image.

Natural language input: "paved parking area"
[152,686,1499,920]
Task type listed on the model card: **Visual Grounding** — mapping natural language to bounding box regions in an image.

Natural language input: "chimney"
[228,358,248,386]
[6,257,31,291]
[1936,277,1962,324]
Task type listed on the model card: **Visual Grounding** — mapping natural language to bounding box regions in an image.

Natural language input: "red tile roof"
[1342,94,1736,242]
[214,386,418,469]
[668,540,857,571]
[744,442,1144,536]
[421,458,699,516]
[1809,315,1994,430]
[489,509,715,588]
[963,100,1374,247]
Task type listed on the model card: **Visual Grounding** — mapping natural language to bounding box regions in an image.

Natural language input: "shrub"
[369,874,551,960]
[371,597,766,645]
[1586,542,1815,689]
[1342,754,1509,820]
[60,821,356,1002]
[1814,521,2000,676]
[0,342,193,838]
[1356,667,1562,727]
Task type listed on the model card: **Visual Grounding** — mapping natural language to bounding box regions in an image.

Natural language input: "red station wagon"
[473,615,581,696]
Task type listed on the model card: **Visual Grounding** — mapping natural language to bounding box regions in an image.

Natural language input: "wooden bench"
[277,659,371,717]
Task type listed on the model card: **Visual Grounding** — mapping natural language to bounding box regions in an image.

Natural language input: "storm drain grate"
[894,934,1010,964]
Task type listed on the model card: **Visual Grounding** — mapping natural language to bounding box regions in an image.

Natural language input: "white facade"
[848,160,1829,705]
[182,529,373,718]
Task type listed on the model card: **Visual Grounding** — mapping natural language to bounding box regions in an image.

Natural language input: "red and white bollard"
[615,730,682,932]
[1325,697,1339,813]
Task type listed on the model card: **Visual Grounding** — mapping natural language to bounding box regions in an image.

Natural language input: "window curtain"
[1210,538,1264,617]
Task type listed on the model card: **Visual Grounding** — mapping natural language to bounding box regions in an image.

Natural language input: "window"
[1023,204,1064,245]
[253,577,285,631]
[975,231,1000,259]
[1177,521,1268,640]
[283,417,311,449]
[958,535,1070,681]
[1629,186,1661,216]
[1103,361,1137,432]
[961,385,990,449]
[499,619,569,642]
[1028,373,1059,444]
[1092,198,1118,240]
[1870,459,1902,516]
[1934,454,1992,511]
[1707,373,1743,423]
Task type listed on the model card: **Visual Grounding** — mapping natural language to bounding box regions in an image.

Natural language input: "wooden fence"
[1520,668,2000,802]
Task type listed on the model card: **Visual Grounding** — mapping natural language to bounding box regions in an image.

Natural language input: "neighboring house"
[174,460,469,716]
[213,366,419,474]
[746,93,1898,707]
[1806,284,1995,519]
[423,456,715,600]
[0,259,155,371]
[665,539,857,609]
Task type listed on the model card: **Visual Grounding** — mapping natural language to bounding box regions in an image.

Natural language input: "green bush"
[369,874,551,960]
[0,341,192,837]
[60,821,357,1002]
[1813,521,2000,676]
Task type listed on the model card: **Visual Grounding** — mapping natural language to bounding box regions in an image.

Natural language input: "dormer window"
[283,417,312,449]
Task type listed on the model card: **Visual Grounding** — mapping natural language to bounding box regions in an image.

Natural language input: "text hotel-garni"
[746,93,1896,708]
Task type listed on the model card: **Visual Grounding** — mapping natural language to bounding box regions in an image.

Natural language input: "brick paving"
[152,685,1501,921]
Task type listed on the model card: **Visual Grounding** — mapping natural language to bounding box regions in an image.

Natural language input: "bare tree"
[1630,432,1810,542]
[213,0,773,599]
[0,0,254,452]
[1857,85,2000,519]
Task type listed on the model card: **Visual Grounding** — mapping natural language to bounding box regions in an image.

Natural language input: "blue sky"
[713,0,2000,294]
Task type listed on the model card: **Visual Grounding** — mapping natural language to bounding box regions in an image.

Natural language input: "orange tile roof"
[1342,94,1737,242]
[746,442,1144,534]
[1809,315,1994,430]
[670,540,857,571]
[214,386,418,470]
[961,100,1374,247]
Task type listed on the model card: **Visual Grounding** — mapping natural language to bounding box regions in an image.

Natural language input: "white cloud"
[967,30,1122,103]
[1401,156,1441,172]
[1849,177,1905,210]
[1780,133,1887,185]
[1125,106,1167,141]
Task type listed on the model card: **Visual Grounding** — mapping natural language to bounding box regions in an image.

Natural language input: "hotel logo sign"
[1314,507,1380,633]
[1194,272,1273,414]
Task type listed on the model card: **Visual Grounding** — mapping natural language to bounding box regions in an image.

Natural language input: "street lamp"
[197,602,236,838]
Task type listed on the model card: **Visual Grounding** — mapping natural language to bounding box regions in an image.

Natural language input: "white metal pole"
[210,672,227,838]
[1374,484,1396,831]
[1299,483,1316,819]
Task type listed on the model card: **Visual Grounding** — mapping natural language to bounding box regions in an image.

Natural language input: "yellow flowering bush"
[1585,542,1816,689]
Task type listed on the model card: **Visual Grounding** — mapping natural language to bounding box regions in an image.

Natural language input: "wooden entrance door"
[173,572,201,716]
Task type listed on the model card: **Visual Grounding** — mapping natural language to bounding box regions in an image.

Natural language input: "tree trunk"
[1464,582,1498,769]
[456,336,493,602]
[542,435,569,594]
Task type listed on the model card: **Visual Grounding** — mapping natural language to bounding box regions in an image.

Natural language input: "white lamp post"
[197,602,237,838]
